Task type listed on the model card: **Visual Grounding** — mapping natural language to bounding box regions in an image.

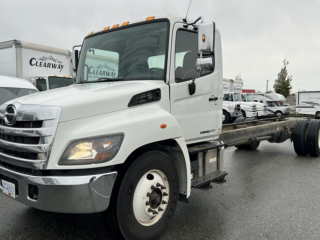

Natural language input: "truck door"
[169,24,221,144]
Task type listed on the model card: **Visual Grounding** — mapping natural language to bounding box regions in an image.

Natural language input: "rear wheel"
[104,151,179,240]
[292,119,309,156]
[223,111,230,124]
[246,141,260,150]
[306,120,320,157]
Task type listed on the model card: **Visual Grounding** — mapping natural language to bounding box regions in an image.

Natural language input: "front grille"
[0,133,40,145]
[235,104,241,112]
[0,147,38,160]
[0,119,43,128]
[0,104,61,169]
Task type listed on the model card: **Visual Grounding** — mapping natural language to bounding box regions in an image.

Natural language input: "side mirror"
[196,58,213,71]
[198,21,215,56]
[72,49,79,71]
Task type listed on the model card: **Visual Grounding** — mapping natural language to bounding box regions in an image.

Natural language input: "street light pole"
[266,80,269,92]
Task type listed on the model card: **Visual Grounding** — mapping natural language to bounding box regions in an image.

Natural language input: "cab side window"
[175,30,198,82]
[36,78,47,92]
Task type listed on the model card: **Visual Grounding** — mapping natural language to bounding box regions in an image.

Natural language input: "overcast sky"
[1,0,319,93]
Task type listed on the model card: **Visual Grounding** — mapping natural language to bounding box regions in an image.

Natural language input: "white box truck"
[0,15,320,240]
[223,78,257,120]
[296,91,320,117]
[0,40,74,91]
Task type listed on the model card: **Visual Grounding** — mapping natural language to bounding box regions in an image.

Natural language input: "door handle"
[209,96,218,101]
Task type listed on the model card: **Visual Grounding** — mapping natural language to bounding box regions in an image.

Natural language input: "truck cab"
[30,74,74,91]
[0,15,225,240]
[241,93,267,117]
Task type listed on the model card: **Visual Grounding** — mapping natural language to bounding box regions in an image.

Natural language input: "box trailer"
[0,40,73,91]
[296,91,320,117]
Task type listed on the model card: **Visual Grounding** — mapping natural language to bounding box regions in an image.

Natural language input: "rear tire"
[306,120,320,157]
[292,119,309,156]
[246,141,260,150]
[104,151,179,240]
[223,111,230,124]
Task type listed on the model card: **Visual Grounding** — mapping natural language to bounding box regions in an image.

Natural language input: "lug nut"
[156,183,166,190]
[158,207,164,211]
[162,200,167,204]
[146,201,150,206]
[163,192,168,196]
[147,192,151,197]
[151,185,156,190]
[148,208,153,213]
[152,210,158,215]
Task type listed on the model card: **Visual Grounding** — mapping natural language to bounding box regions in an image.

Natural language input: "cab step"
[191,171,227,189]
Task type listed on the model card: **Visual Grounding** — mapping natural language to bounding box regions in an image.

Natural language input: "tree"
[273,59,292,98]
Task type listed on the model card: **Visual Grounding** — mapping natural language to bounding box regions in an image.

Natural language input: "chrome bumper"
[230,111,242,117]
[246,111,257,118]
[0,166,117,213]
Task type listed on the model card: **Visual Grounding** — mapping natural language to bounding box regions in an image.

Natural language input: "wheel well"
[113,139,188,199]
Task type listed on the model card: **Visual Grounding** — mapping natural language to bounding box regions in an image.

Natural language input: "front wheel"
[104,151,179,240]
[276,111,282,116]
[223,111,230,124]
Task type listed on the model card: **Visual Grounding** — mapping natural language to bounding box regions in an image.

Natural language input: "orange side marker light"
[160,124,167,129]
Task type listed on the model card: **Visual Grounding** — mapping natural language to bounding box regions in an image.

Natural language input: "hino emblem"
[4,104,17,126]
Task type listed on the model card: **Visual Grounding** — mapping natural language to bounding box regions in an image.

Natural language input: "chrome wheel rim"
[133,170,170,226]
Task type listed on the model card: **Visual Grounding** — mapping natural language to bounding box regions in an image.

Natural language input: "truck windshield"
[76,21,168,83]
[234,93,242,101]
[48,77,74,90]
[0,87,37,105]
[246,94,254,102]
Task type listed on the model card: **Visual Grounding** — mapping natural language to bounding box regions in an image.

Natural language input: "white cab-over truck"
[0,40,74,91]
[223,78,257,122]
[295,91,320,117]
[1,15,320,240]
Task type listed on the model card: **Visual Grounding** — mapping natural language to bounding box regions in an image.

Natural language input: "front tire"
[104,151,179,240]
[223,111,230,124]
[276,111,282,116]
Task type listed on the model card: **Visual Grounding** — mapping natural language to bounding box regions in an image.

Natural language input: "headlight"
[59,134,124,165]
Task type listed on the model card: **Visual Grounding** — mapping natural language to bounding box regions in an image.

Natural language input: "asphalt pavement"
[1,140,320,240]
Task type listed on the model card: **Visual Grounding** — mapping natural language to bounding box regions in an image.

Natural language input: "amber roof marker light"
[112,24,119,29]
[122,22,129,26]
[146,16,155,21]
[103,26,110,31]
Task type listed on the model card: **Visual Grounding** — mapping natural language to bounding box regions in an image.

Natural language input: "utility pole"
[266,80,269,92]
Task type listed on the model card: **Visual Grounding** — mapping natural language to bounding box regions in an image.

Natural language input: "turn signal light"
[160,124,167,129]
[103,26,110,31]
[146,16,155,21]
[112,24,119,29]
[122,22,129,26]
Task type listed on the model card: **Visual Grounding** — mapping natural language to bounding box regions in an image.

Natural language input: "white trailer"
[296,91,320,117]
[0,40,73,91]
[0,15,320,240]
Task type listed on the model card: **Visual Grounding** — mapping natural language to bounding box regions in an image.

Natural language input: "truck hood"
[7,81,168,122]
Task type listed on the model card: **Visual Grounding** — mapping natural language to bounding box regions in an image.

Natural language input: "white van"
[0,75,38,105]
